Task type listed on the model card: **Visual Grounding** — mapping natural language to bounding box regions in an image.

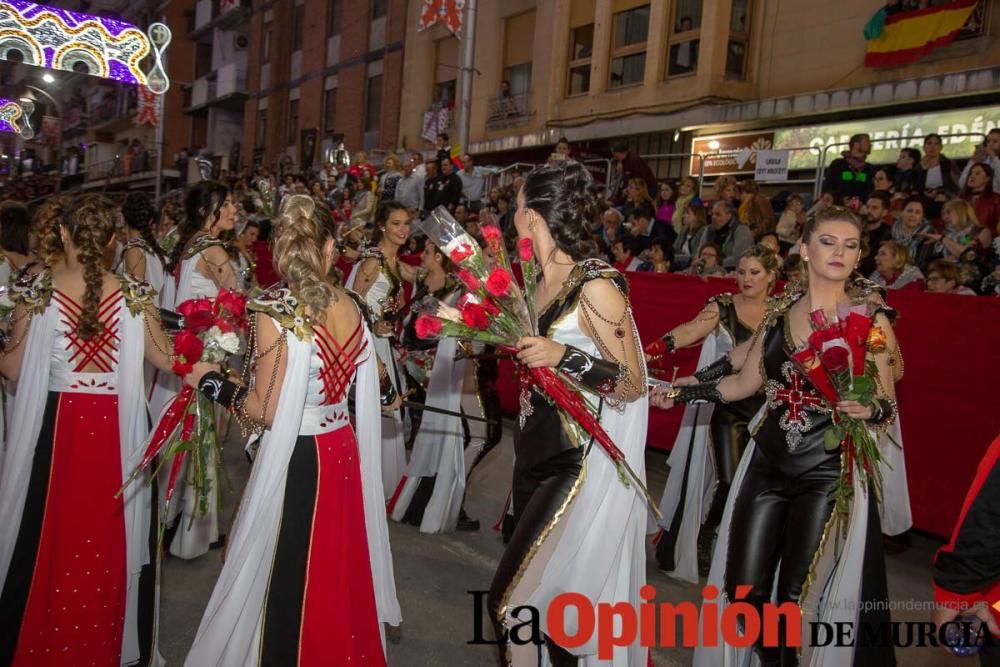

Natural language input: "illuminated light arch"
[0,1,170,93]
[0,97,33,138]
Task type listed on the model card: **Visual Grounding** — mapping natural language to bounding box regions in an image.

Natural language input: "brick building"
[241,0,408,177]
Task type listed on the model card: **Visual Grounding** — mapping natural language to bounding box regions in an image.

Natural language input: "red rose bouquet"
[412,207,656,513]
[119,289,248,531]
[791,302,889,536]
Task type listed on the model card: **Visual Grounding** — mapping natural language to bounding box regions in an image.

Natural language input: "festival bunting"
[418,0,465,37]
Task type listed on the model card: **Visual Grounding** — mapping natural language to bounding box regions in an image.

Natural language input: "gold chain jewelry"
[578,292,645,399]
[580,292,629,339]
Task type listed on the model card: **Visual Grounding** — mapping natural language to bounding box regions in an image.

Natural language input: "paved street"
[159,421,968,666]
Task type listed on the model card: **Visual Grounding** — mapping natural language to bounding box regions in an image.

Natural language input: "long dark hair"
[168,180,229,272]
[521,161,599,261]
[121,192,167,265]
[0,201,30,255]
[373,200,410,245]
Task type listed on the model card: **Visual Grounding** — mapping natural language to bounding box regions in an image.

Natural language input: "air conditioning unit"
[233,34,249,50]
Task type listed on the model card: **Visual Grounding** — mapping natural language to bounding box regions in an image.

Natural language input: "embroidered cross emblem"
[766,361,824,450]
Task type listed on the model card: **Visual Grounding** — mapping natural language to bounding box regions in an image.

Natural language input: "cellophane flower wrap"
[119,289,248,534]
[412,206,657,516]
[790,302,889,538]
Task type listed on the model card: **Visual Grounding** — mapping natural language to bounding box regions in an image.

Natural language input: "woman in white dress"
[350,201,416,500]
[487,162,649,666]
[183,194,400,666]
[155,180,240,560]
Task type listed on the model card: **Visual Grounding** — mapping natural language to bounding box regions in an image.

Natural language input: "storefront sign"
[690,132,775,176]
[755,150,789,181]
[773,105,1000,169]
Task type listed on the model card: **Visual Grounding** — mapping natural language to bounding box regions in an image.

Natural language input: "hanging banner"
[135,85,161,126]
[418,0,465,37]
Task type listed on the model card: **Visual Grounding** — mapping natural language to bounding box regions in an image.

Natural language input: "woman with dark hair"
[891,196,934,271]
[156,179,240,560]
[920,132,961,218]
[638,237,673,272]
[653,207,901,666]
[961,162,1000,235]
[654,180,677,228]
[0,202,34,286]
[184,194,401,665]
[118,192,168,304]
[0,194,174,666]
[234,219,260,291]
[486,161,649,666]
[350,201,416,499]
[647,245,777,582]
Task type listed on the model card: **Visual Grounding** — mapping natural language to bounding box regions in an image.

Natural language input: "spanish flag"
[864,0,978,68]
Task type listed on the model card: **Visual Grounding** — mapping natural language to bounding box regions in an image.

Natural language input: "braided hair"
[168,180,229,272]
[520,161,600,261]
[121,191,167,265]
[272,194,337,322]
[52,195,118,340]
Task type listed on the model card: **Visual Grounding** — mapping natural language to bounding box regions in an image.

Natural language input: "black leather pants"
[487,446,583,666]
[705,402,753,527]
[725,449,839,666]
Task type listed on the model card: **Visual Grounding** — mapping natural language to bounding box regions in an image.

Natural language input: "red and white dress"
[0,270,158,666]
[185,287,400,666]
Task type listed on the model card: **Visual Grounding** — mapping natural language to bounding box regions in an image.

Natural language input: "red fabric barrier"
[497,272,1000,537]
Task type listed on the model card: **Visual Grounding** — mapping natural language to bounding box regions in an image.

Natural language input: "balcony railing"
[189,62,248,110]
[486,92,531,131]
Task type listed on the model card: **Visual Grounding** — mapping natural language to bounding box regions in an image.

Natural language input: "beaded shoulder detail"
[248,285,312,340]
[122,237,150,253]
[182,234,228,261]
[357,245,384,263]
[707,292,734,308]
[10,266,53,315]
[115,273,156,316]
[762,289,799,329]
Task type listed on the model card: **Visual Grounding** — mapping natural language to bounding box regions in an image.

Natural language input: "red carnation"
[177,297,216,333]
[449,243,475,264]
[177,297,213,318]
[518,237,534,262]
[461,303,491,330]
[458,268,480,291]
[481,298,501,316]
[820,344,851,376]
[415,314,442,339]
[172,330,204,376]
[481,225,502,243]
[485,267,512,297]
[216,289,247,318]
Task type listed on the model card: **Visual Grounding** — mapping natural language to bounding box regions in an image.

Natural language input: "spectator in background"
[925,259,977,295]
[920,132,961,219]
[961,162,1000,236]
[782,254,804,285]
[434,132,452,163]
[600,207,624,249]
[411,151,427,179]
[859,191,894,276]
[739,181,776,240]
[873,167,895,197]
[655,180,677,228]
[823,132,875,203]
[422,159,443,213]
[379,154,404,201]
[638,238,673,273]
[351,171,377,225]
[495,193,513,231]
[457,154,489,211]
[673,203,709,271]
[871,240,925,291]
[920,199,991,264]
[622,177,654,223]
[0,201,33,285]
[713,175,740,208]
[671,176,700,234]
[611,141,656,205]
[395,157,425,212]
[611,237,642,272]
[758,233,781,258]
[703,200,754,270]
[688,242,726,277]
[959,128,1000,192]
[439,158,463,211]
[628,203,673,254]
[554,137,573,162]
[776,193,806,254]
[892,197,934,270]
[893,147,923,203]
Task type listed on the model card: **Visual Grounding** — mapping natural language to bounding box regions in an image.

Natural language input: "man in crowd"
[458,154,489,211]
[893,147,923,200]
[703,200,753,270]
[628,203,674,254]
[423,159,443,213]
[823,132,875,203]
[611,140,656,205]
[860,191,894,276]
[611,237,642,272]
[396,157,424,213]
[439,158,464,211]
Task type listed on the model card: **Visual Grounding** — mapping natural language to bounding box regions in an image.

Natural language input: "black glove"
[557,345,622,396]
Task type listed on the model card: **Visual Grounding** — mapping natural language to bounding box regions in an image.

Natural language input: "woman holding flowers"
[350,201,417,499]
[647,244,777,582]
[183,194,400,666]
[652,206,899,666]
[0,194,175,666]
[485,162,650,666]
[153,180,240,560]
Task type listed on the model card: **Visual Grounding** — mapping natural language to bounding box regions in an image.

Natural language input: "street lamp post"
[22,83,62,192]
